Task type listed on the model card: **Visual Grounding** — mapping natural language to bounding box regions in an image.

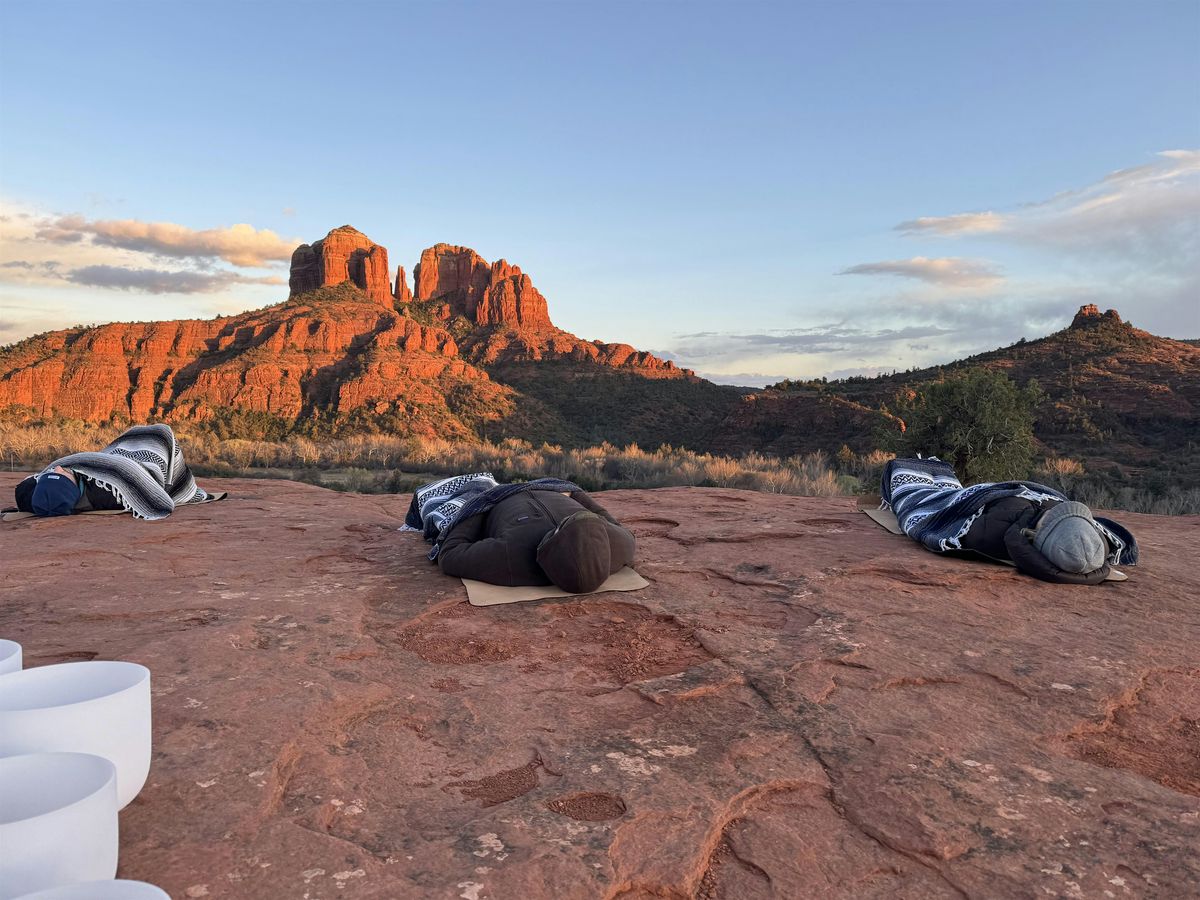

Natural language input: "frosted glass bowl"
[0,639,20,675]
[15,881,170,899]
[0,661,151,809]
[0,752,119,900]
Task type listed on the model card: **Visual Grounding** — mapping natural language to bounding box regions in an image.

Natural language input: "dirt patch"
[546,791,627,821]
[392,603,527,665]
[1064,669,1200,797]
[547,600,712,684]
[447,758,542,807]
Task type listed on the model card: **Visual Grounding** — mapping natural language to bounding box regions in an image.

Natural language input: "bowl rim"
[0,660,150,712]
[0,751,117,827]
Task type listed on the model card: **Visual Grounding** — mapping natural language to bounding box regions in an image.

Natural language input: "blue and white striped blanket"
[403,473,584,560]
[880,457,1136,565]
[45,424,207,520]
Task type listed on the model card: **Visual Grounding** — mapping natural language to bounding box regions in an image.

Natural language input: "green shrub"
[891,370,1040,482]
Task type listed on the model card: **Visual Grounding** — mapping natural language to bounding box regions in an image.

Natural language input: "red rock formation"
[466,329,692,377]
[413,243,493,317]
[475,260,551,329]
[1070,303,1125,330]
[393,265,413,304]
[4,476,1197,898]
[0,289,502,427]
[289,226,393,307]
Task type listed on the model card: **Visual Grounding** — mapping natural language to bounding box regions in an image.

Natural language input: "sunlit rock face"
[0,227,692,435]
[289,225,393,307]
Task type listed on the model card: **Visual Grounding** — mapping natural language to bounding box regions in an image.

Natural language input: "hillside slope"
[768,305,1200,482]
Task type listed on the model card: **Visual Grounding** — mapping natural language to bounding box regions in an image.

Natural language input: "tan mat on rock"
[857,496,903,535]
[1,491,229,522]
[463,565,649,607]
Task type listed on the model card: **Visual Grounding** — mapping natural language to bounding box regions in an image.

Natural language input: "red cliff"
[289,226,394,307]
[0,227,695,436]
[394,265,413,304]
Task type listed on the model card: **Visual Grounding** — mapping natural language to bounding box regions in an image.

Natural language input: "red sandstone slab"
[1,476,1196,898]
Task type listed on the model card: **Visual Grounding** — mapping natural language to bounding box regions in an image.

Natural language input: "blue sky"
[1,0,1197,385]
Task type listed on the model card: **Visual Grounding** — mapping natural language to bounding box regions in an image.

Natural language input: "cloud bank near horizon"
[672,149,1198,382]
[838,256,1002,288]
[0,200,297,338]
[35,216,300,267]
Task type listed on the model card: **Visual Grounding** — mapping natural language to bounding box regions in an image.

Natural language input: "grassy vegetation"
[0,418,855,498]
[3,415,1196,514]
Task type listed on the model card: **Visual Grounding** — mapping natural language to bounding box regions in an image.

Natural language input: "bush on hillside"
[890,370,1040,483]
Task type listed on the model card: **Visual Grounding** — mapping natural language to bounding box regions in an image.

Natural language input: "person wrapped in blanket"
[882,457,1138,585]
[12,424,209,520]
[405,473,636,592]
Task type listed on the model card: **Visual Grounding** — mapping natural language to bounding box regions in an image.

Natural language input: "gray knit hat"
[1034,501,1106,574]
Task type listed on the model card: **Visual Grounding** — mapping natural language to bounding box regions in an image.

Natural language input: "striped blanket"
[881,457,1135,565]
[44,424,208,520]
[404,472,583,560]
[403,472,500,538]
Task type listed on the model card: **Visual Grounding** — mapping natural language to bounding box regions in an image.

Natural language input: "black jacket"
[437,489,635,587]
[14,473,125,514]
[958,496,1109,585]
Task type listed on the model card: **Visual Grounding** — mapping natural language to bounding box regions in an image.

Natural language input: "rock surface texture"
[413,243,553,330]
[2,476,1196,899]
[289,226,395,307]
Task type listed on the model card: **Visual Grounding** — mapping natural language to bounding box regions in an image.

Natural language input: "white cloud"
[886,150,1200,340]
[899,150,1200,261]
[66,265,283,294]
[0,198,292,342]
[839,256,1002,288]
[35,215,301,267]
[896,212,1007,236]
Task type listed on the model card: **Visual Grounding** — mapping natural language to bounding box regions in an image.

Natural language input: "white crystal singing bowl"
[14,880,171,899]
[0,639,21,675]
[0,661,151,809]
[0,752,119,900]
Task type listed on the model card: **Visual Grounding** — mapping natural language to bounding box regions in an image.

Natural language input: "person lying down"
[12,424,211,520]
[406,473,636,592]
[882,457,1138,584]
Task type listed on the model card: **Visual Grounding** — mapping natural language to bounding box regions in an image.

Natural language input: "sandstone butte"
[0,227,691,427]
[2,474,1196,899]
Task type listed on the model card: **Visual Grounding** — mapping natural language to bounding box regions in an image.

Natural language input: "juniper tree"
[892,369,1040,482]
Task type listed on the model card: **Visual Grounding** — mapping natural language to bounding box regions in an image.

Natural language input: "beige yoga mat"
[463,566,649,607]
[858,499,903,535]
[1,491,228,522]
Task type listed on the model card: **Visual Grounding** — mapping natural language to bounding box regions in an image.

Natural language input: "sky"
[1,0,1197,386]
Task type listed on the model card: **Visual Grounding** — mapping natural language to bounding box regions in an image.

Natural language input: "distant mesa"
[1070,304,1125,330]
[289,230,554,331]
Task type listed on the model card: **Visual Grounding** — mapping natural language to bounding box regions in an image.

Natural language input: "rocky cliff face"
[289,226,394,307]
[0,283,509,437]
[0,226,692,436]
[393,265,413,304]
[413,244,552,330]
[1070,303,1125,330]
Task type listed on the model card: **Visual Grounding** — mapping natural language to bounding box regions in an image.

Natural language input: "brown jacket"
[437,489,635,587]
